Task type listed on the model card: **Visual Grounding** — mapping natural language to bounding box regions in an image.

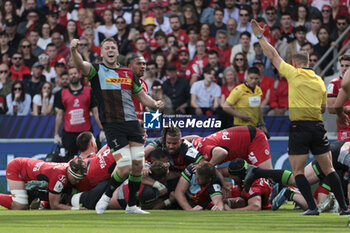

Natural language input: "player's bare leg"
[7,180,28,210]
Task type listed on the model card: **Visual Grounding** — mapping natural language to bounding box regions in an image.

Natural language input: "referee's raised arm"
[250,20,282,71]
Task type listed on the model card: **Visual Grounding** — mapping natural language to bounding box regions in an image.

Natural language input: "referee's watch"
[257,34,264,39]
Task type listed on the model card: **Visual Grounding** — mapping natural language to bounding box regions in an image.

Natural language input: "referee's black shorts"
[288,121,330,155]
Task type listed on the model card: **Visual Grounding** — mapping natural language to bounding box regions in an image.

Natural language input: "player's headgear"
[68,157,87,179]
[228,158,249,181]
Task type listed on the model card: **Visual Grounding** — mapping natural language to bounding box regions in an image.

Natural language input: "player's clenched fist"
[70,39,80,51]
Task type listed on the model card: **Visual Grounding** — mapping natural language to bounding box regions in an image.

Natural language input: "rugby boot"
[125,205,150,214]
[339,208,350,215]
[25,180,48,191]
[272,187,289,210]
[300,208,320,215]
[95,193,110,214]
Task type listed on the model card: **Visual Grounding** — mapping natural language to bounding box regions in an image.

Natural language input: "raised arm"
[251,20,282,71]
[70,39,92,76]
[342,67,350,96]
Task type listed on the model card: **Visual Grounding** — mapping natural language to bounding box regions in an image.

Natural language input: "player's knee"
[11,189,28,207]
[113,147,132,167]
[130,146,145,161]
[117,166,132,178]
[131,160,143,173]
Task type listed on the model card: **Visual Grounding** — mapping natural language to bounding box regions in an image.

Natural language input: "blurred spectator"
[154,53,167,80]
[212,30,232,67]
[176,47,200,82]
[149,0,169,8]
[204,50,225,85]
[251,0,264,20]
[113,17,133,56]
[280,12,295,43]
[186,27,198,59]
[112,0,131,23]
[165,0,182,19]
[46,10,66,35]
[123,0,138,13]
[219,66,237,128]
[199,23,215,51]
[330,0,349,20]
[232,52,248,83]
[195,0,214,24]
[306,16,322,45]
[32,81,54,115]
[168,15,189,46]
[142,17,156,44]
[321,5,336,33]
[28,30,44,56]
[82,28,101,57]
[181,4,200,31]
[248,42,273,77]
[95,0,113,17]
[51,32,70,59]
[135,37,151,61]
[37,23,52,50]
[253,59,274,113]
[0,0,20,27]
[223,67,266,129]
[230,31,255,65]
[0,63,14,97]
[18,38,37,68]
[267,75,288,116]
[190,66,221,115]
[237,6,252,34]
[190,40,209,82]
[277,0,293,17]
[210,7,226,38]
[270,26,287,61]
[293,4,310,31]
[264,6,280,28]
[52,71,69,94]
[166,34,179,64]
[6,81,32,116]
[226,18,240,47]
[76,8,88,37]
[153,4,171,34]
[144,61,157,93]
[285,26,307,63]
[309,53,320,70]
[139,0,155,22]
[5,18,21,49]
[77,37,98,63]
[330,15,350,52]
[64,20,78,48]
[149,80,173,114]
[46,43,65,67]
[162,64,190,114]
[58,0,73,27]
[153,30,169,57]
[314,25,334,76]
[39,0,59,20]
[223,0,239,24]
[97,9,118,39]
[311,0,331,12]
[22,62,46,98]
[16,9,40,37]
[298,0,321,18]
[0,31,16,58]
[9,52,31,81]
[130,9,144,33]
[300,42,314,56]
[38,53,56,83]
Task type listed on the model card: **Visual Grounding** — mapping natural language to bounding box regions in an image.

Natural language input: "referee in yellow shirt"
[223,67,268,134]
[243,19,350,216]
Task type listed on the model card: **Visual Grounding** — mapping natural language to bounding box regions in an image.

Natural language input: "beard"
[70,78,80,85]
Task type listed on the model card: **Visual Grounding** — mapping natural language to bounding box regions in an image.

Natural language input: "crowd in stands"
[0,0,349,118]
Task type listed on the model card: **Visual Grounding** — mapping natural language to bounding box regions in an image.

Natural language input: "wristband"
[71,206,79,210]
[257,34,264,39]
[164,199,171,207]
[153,181,166,191]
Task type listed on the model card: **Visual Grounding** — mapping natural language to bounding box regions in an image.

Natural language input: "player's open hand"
[251,19,265,37]
[70,39,80,52]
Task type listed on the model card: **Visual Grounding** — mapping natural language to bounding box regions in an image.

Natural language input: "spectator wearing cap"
[237,6,252,34]
[51,32,70,59]
[210,7,226,38]
[162,63,190,114]
[113,16,133,56]
[223,0,239,24]
[306,16,322,45]
[46,10,66,35]
[187,27,198,60]
[28,30,44,56]
[253,59,274,114]
[46,43,66,68]
[280,12,295,44]
[18,38,38,68]
[203,50,226,85]
[190,66,221,116]
[263,6,280,28]
[320,5,336,34]
[285,26,307,63]
[22,62,46,98]
[167,15,189,46]
[226,18,241,48]
[9,52,31,81]
[149,80,173,114]
[212,30,232,67]
[139,0,155,22]
[267,75,289,116]
[142,17,157,44]
[230,31,255,65]
[112,0,132,24]
[5,18,21,50]
[0,31,16,58]
[0,63,14,97]
[153,4,171,34]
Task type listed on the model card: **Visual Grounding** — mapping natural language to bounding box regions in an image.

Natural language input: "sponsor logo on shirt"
[106,77,132,85]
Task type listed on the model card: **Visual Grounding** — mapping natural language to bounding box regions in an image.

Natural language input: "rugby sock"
[283,188,295,201]
[253,168,292,185]
[0,194,12,209]
[105,171,125,198]
[295,174,317,210]
[128,174,142,207]
[326,172,348,210]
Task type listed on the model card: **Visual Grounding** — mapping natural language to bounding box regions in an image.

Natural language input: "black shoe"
[243,166,257,193]
[300,208,320,216]
[339,209,350,215]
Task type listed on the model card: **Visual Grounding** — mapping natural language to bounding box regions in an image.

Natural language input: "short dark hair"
[196,161,216,181]
[150,161,169,180]
[148,147,168,161]
[214,7,224,15]
[336,14,348,22]
[169,14,180,21]
[294,25,307,34]
[187,26,198,34]
[208,50,219,56]
[127,53,143,66]
[203,65,215,74]
[240,31,251,39]
[339,55,350,63]
[155,30,166,39]
[247,66,260,75]
[76,131,94,152]
[280,12,292,19]
[152,80,162,89]
[265,6,276,12]
[301,42,313,48]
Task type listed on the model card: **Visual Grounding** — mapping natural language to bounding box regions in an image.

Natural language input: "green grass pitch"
[0,204,348,233]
